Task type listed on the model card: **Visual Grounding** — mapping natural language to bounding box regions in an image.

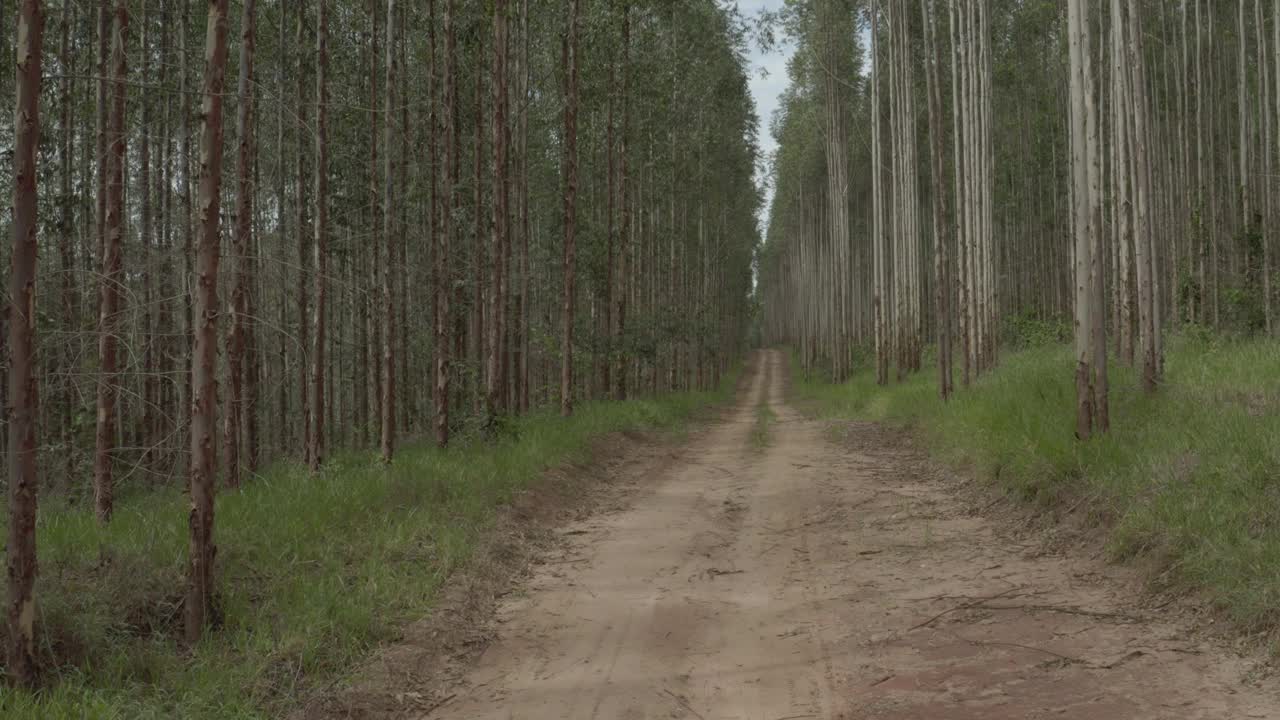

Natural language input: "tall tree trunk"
[1259,0,1272,335]
[949,0,970,387]
[7,0,44,687]
[872,0,887,386]
[486,0,509,424]
[390,7,409,431]
[603,64,616,400]
[517,0,531,413]
[178,0,194,478]
[435,0,457,447]
[139,0,154,466]
[426,0,443,434]
[1238,0,1251,251]
[95,0,109,298]
[274,2,289,456]
[922,0,952,401]
[1272,0,1280,334]
[472,64,485,416]
[381,0,398,463]
[614,3,632,400]
[186,0,231,644]
[365,0,381,451]
[224,0,256,489]
[57,0,76,474]
[1112,0,1135,365]
[561,0,580,417]
[309,0,329,472]
[245,93,260,473]
[1068,0,1095,439]
[1088,0,1108,433]
[1127,0,1160,391]
[295,5,310,462]
[94,0,127,523]
[397,8,410,434]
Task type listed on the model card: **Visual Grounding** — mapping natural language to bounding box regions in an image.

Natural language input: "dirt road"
[426,350,1277,719]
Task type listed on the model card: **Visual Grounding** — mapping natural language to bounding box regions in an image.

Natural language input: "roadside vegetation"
[0,378,731,720]
[791,332,1280,639]
[749,399,777,451]
[3,0,759,705]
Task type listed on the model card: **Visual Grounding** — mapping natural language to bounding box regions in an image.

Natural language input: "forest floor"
[318,349,1280,719]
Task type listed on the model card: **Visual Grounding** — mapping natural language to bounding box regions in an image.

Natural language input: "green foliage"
[1221,282,1267,334]
[0,377,735,719]
[1001,310,1070,349]
[1214,225,1270,334]
[1177,268,1202,323]
[792,335,1280,638]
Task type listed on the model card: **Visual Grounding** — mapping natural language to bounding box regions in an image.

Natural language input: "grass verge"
[749,400,777,451]
[0,375,734,719]
[790,333,1280,640]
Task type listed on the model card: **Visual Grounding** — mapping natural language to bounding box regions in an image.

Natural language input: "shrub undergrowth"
[791,333,1280,639]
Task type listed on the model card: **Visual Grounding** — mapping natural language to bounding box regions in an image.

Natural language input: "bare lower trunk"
[1127,0,1160,392]
[1068,0,1094,439]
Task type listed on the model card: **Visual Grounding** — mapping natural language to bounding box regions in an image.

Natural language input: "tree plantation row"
[4,0,760,686]
[759,0,1277,436]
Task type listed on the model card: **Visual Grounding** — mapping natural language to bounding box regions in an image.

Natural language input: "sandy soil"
[336,349,1280,719]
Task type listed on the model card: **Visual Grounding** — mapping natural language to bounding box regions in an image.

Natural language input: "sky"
[736,0,794,238]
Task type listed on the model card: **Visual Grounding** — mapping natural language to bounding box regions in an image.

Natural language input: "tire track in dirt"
[416,349,1279,719]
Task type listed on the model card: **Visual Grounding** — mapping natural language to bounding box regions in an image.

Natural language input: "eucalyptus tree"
[921,0,953,400]
[561,0,580,417]
[760,0,1247,440]
[225,0,258,488]
[1123,0,1160,392]
[3,0,763,661]
[8,0,44,688]
[187,0,232,644]
[308,0,329,472]
[762,0,865,379]
[888,0,921,378]
[382,0,398,462]
[1067,0,1102,437]
[94,0,128,522]
[435,0,457,446]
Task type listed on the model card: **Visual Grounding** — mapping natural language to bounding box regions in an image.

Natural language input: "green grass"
[749,399,777,451]
[0,375,734,719]
[791,333,1280,638]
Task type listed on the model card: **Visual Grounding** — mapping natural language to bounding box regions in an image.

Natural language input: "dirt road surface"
[418,350,1277,719]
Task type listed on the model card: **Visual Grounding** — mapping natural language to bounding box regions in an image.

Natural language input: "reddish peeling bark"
[186,0,231,644]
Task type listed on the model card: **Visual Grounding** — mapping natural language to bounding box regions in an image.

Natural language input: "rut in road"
[423,350,1278,719]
